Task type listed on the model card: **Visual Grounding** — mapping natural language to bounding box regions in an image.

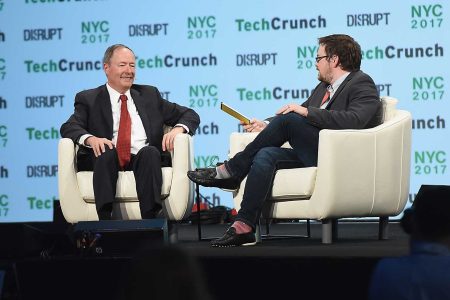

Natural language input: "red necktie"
[116,94,131,170]
[321,90,330,106]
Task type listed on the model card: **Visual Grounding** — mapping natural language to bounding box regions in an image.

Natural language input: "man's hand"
[242,119,267,132]
[162,126,185,151]
[276,103,308,117]
[85,136,114,157]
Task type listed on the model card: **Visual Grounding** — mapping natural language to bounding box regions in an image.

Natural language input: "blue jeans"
[227,113,320,228]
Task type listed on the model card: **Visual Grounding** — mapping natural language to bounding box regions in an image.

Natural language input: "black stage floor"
[0,221,410,300]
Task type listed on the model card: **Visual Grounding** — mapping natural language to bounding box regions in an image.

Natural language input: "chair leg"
[322,218,338,244]
[168,222,178,244]
[378,216,389,240]
[255,219,262,243]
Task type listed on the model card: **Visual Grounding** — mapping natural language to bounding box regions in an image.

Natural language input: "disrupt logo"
[0,96,6,109]
[347,12,390,26]
[129,23,168,37]
[136,54,217,68]
[236,53,277,66]
[24,59,102,72]
[25,95,64,108]
[362,44,444,59]
[376,84,392,96]
[160,91,170,100]
[27,165,58,178]
[236,16,326,31]
[23,28,62,41]
[237,87,312,101]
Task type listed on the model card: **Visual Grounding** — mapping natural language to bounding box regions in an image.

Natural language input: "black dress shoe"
[211,227,256,247]
[187,167,240,190]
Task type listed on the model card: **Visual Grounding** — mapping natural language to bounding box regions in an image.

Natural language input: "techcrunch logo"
[362,43,443,59]
[236,16,326,31]
[28,196,56,211]
[136,54,217,68]
[0,96,6,109]
[412,115,445,129]
[26,127,60,140]
[24,59,102,73]
[237,87,313,101]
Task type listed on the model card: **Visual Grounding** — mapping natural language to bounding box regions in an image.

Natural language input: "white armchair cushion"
[76,168,173,203]
[271,167,317,200]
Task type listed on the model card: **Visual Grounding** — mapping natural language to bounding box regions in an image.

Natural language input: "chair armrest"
[311,111,412,218]
[166,133,195,220]
[58,138,90,223]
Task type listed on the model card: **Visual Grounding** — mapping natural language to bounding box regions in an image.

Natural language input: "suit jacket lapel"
[131,87,152,144]
[98,85,114,138]
[326,71,356,108]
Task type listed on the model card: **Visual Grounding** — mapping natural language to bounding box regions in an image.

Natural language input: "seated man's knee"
[138,146,160,159]
[252,147,279,167]
[95,146,117,164]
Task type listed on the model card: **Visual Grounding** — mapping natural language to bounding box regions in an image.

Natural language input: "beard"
[317,69,332,84]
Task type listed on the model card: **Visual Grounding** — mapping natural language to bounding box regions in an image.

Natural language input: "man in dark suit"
[61,44,200,220]
[188,34,382,247]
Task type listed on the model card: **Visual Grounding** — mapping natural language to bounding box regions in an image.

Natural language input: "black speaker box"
[73,219,168,257]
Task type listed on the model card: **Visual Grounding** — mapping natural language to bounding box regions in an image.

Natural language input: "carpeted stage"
[0,221,409,300]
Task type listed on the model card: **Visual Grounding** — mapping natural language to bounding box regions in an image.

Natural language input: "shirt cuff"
[78,134,93,147]
[174,124,189,133]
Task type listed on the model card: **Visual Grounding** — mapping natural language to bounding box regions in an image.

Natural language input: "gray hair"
[102,44,134,64]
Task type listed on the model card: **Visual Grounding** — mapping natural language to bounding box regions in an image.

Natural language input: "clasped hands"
[85,126,185,157]
[241,103,307,133]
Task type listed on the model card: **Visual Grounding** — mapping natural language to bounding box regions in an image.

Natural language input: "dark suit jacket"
[60,84,200,166]
[302,70,382,129]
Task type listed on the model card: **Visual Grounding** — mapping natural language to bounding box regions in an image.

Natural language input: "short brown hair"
[318,34,361,72]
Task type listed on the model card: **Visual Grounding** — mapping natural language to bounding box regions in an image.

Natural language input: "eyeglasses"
[315,56,328,63]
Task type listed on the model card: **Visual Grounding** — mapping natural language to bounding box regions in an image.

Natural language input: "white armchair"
[229,97,412,243]
[58,128,195,233]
